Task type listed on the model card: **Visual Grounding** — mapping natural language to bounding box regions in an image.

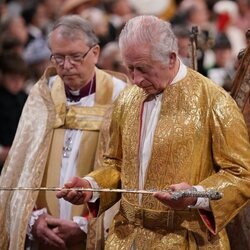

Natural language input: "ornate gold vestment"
[88,68,250,249]
[0,66,127,250]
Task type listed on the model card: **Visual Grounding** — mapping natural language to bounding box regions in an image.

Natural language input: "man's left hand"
[153,182,197,210]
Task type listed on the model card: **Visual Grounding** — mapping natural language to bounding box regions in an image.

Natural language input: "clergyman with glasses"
[0,15,128,250]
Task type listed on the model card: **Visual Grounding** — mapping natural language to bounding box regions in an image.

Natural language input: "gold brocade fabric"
[88,68,250,249]
[0,68,56,250]
[243,98,250,140]
[0,66,128,250]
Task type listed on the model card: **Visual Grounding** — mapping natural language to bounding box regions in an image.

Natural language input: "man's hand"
[153,182,197,210]
[31,214,66,249]
[56,177,93,205]
[47,217,86,247]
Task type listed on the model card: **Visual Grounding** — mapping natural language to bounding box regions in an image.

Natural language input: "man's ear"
[92,45,100,63]
[168,52,177,68]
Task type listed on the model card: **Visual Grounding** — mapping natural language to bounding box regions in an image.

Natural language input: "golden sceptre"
[0,187,223,200]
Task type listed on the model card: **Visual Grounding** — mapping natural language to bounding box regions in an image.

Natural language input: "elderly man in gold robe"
[57,15,250,249]
[0,15,128,250]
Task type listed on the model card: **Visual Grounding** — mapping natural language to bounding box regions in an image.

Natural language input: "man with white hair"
[58,15,250,249]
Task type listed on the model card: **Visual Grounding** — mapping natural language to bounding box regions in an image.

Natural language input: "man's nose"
[131,70,143,86]
[63,56,73,69]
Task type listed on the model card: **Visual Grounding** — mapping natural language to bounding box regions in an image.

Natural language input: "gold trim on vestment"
[120,199,199,231]
[65,105,109,130]
[51,75,67,128]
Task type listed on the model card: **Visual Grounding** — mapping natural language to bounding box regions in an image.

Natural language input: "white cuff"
[83,176,100,202]
[190,185,211,211]
[73,216,89,233]
[27,208,47,240]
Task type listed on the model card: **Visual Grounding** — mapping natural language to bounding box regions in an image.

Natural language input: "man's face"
[49,28,99,90]
[122,45,174,95]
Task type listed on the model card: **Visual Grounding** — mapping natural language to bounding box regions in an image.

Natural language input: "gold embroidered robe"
[0,66,128,250]
[88,68,250,249]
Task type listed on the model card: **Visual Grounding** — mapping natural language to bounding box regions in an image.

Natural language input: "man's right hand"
[56,177,93,205]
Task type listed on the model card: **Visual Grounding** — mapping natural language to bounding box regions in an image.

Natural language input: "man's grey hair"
[47,15,99,48]
[119,15,178,64]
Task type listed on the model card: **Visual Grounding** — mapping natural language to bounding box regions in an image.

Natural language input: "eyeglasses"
[50,45,96,66]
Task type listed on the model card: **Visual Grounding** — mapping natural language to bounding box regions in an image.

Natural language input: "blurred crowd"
[0,0,249,170]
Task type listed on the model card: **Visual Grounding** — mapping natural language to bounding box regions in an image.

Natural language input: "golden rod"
[0,187,156,194]
[0,187,223,200]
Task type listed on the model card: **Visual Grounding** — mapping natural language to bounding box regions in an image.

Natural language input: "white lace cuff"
[27,208,47,240]
[83,176,100,202]
[73,216,89,233]
[190,185,211,211]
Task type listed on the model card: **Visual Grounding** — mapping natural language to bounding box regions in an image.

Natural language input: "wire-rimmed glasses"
[50,44,96,66]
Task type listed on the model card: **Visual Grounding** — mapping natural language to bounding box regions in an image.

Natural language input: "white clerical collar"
[69,89,80,96]
[170,58,187,85]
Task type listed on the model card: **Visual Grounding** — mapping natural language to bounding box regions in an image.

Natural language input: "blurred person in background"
[235,0,250,32]
[128,0,176,20]
[172,25,192,67]
[206,32,235,91]
[213,0,247,58]
[0,0,7,20]
[23,37,51,93]
[0,51,29,173]
[102,0,136,37]
[0,13,28,49]
[0,35,24,55]
[81,7,117,48]
[98,41,127,74]
[42,0,64,22]
[171,0,216,76]
[21,1,50,46]
[59,0,100,16]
